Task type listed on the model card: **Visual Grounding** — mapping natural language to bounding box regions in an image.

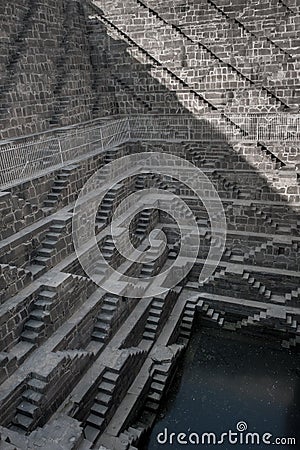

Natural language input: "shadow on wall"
[0,1,300,438]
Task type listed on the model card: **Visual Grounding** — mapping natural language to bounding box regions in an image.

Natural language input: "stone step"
[30,309,50,322]
[91,402,108,417]
[148,316,160,325]
[94,322,109,333]
[44,199,56,207]
[27,378,47,393]
[101,304,117,313]
[24,320,44,332]
[104,296,120,306]
[145,400,160,412]
[102,251,114,259]
[42,239,57,249]
[48,193,60,201]
[141,268,153,276]
[91,331,106,342]
[143,331,156,340]
[98,313,114,324]
[182,316,193,324]
[22,390,43,406]
[50,223,65,232]
[101,204,112,211]
[145,323,157,332]
[149,309,161,318]
[148,391,160,403]
[180,329,191,339]
[181,322,193,331]
[26,264,46,279]
[151,300,164,311]
[37,247,55,258]
[103,371,119,383]
[95,392,112,406]
[230,255,244,263]
[98,381,115,394]
[17,401,39,419]
[13,413,32,431]
[39,290,57,301]
[35,299,53,310]
[85,413,104,429]
[21,330,39,344]
[136,227,146,235]
[52,185,65,194]
[151,382,164,394]
[33,256,50,266]
[153,373,168,384]
[46,232,60,240]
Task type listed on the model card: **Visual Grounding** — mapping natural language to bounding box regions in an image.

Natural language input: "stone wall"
[0,0,118,140]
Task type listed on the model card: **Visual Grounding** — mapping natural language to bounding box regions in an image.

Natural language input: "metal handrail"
[1,114,300,191]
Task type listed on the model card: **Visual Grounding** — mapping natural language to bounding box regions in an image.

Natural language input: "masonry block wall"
[0,0,118,140]
[0,1,300,449]
[94,0,300,113]
[2,0,299,141]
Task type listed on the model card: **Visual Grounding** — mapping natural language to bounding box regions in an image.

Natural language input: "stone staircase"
[135,209,152,237]
[139,245,165,279]
[283,315,300,347]
[244,240,275,263]
[84,369,118,440]
[11,375,47,434]
[234,311,268,330]
[96,183,123,228]
[177,295,199,344]
[125,343,184,445]
[11,350,91,434]
[242,271,272,300]
[20,289,57,345]
[201,267,227,286]
[83,347,147,444]
[142,288,180,342]
[100,236,117,265]
[211,171,246,199]
[20,274,94,347]
[198,299,225,327]
[27,216,72,273]
[44,165,79,210]
[135,175,147,190]
[285,287,300,306]
[142,297,166,341]
[91,295,121,344]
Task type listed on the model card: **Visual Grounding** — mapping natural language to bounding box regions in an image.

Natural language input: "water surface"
[144,322,300,449]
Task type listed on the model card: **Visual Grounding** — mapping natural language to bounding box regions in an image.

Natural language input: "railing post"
[256,115,260,142]
[58,138,64,165]
[127,117,131,141]
[100,125,104,152]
